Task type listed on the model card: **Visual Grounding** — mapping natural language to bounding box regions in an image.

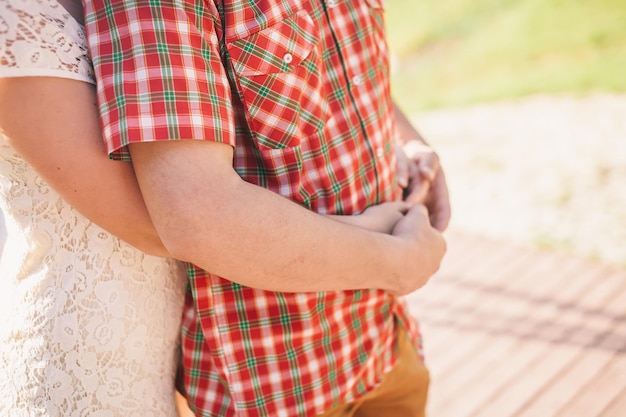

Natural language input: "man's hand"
[389,204,447,294]
[128,140,443,294]
[397,142,451,232]
[393,102,451,232]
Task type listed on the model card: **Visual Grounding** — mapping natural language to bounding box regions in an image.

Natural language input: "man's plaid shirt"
[84,0,422,416]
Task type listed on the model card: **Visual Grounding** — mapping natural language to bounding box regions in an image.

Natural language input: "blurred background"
[386,1,626,416]
[1,1,623,267]
[0,2,623,416]
[387,0,626,267]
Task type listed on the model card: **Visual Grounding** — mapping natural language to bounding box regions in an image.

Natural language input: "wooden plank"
[512,263,618,345]
[407,241,539,377]
[445,269,603,417]
[408,245,549,359]
[423,329,498,417]
[429,337,519,417]
[455,255,592,339]
[516,266,626,417]
[553,353,626,417]
[436,230,498,277]
[417,244,559,416]
[422,328,489,382]
[552,289,626,417]
[599,385,626,417]
[513,348,615,417]
[405,230,626,417]
[475,269,626,417]
[434,253,596,382]
[410,237,533,320]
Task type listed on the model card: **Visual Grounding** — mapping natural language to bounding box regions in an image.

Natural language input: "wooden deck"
[405,229,626,417]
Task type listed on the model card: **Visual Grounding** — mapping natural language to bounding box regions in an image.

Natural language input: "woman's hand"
[397,142,451,231]
[393,100,451,232]
[327,201,412,234]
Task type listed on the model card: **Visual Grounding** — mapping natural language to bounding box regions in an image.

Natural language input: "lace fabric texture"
[0,0,94,83]
[0,139,187,417]
[0,1,187,415]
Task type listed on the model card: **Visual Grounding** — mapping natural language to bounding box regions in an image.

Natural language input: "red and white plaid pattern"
[84,0,423,416]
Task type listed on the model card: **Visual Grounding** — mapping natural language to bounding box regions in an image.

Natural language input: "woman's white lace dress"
[0,1,187,415]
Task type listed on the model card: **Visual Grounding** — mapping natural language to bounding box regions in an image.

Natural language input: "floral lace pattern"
[0,1,187,414]
[0,138,187,416]
[0,0,94,83]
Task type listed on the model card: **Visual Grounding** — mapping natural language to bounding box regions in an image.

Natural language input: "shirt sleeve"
[84,0,235,161]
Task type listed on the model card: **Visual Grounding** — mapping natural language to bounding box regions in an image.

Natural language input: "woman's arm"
[0,77,169,256]
[327,201,412,234]
[0,76,412,253]
[0,77,445,294]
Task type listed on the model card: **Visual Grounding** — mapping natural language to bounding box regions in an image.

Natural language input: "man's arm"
[394,102,452,231]
[129,140,446,294]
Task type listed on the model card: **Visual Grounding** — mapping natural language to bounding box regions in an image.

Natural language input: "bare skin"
[0,3,447,415]
[18,0,438,240]
[128,138,445,294]
[0,76,445,294]
[394,102,452,232]
[0,77,167,255]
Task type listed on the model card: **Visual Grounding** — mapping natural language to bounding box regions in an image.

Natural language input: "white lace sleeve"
[0,0,95,83]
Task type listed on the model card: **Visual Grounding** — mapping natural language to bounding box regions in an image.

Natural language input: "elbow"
[157,231,193,263]
[154,221,206,266]
[153,213,225,275]
[133,233,172,258]
[116,227,171,258]
[162,242,193,264]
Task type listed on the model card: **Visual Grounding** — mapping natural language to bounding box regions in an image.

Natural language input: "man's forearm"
[129,140,443,294]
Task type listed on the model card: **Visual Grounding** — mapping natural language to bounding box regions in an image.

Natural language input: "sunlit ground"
[410,93,626,267]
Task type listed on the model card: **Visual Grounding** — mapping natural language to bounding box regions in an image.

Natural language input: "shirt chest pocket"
[227,10,329,150]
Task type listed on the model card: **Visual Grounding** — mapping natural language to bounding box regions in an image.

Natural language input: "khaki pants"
[316,329,430,417]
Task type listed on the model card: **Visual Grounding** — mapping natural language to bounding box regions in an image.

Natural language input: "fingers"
[417,150,440,182]
[403,170,451,230]
[397,141,451,231]
[399,142,439,203]
[427,172,451,232]
[393,203,429,229]
[429,197,451,232]
[371,201,412,212]
[409,158,420,183]
[408,203,429,218]
[403,177,430,205]
[391,203,436,242]
[395,145,410,188]
[389,200,413,214]
[401,141,431,160]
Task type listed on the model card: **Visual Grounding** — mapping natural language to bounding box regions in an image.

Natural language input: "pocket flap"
[228,10,319,77]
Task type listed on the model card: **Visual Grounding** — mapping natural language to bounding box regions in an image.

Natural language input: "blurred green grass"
[386,0,626,111]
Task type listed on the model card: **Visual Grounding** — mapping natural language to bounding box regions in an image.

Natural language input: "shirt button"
[376,147,385,158]
[327,0,339,7]
[283,53,293,64]
[352,75,364,86]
